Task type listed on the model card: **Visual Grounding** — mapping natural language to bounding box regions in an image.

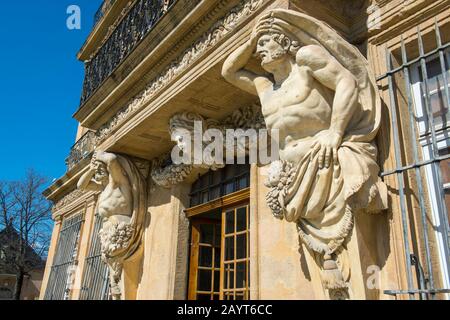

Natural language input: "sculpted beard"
[258,33,296,65]
[270,47,288,60]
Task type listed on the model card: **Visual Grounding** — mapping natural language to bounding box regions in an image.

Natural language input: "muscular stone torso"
[256,65,334,162]
[98,181,133,222]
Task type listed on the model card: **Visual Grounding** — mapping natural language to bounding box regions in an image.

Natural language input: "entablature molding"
[43,157,92,204]
[367,0,449,45]
[91,0,271,154]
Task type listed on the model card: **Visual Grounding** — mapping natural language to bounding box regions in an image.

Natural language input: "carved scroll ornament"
[151,104,265,188]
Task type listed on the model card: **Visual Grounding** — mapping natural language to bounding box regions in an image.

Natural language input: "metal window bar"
[79,214,111,300]
[44,214,84,300]
[189,165,250,207]
[380,20,450,299]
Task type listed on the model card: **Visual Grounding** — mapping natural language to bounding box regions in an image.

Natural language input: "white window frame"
[410,50,450,292]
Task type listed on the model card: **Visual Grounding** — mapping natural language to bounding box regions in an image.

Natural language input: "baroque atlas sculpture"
[222,9,387,296]
[78,151,147,300]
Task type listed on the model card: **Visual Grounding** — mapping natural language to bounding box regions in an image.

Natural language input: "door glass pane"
[236,207,247,232]
[197,269,212,292]
[214,224,221,246]
[214,248,220,267]
[225,237,234,261]
[200,224,213,244]
[210,186,220,201]
[236,234,247,260]
[225,210,235,234]
[214,271,220,292]
[236,262,247,289]
[199,246,212,267]
[224,263,235,290]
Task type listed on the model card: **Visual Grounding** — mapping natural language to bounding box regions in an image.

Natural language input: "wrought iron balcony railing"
[93,0,117,28]
[65,131,96,171]
[80,0,175,106]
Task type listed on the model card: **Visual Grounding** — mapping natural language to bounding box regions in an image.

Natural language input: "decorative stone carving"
[77,151,147,300]
[222,9,387,297]
[52,189,84,213]
[151,104,265,188]
[151,155,193,189]
[94,0,264,146]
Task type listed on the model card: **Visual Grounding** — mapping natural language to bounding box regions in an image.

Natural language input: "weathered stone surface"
[77,151,147,300]
[222,8,388,296]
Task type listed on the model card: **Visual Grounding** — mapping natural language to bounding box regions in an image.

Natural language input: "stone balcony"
[74,0,206,129]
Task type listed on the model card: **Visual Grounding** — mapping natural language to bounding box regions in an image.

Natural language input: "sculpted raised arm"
[222,22,274,96]
[77,166,103,192]
[95,151,129,187]
[222,39,259,96]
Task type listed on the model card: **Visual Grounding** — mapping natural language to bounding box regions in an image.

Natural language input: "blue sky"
[0,1,102,183]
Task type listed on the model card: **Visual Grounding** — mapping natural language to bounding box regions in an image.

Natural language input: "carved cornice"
[94,0,265,146]
[52,189,85,214]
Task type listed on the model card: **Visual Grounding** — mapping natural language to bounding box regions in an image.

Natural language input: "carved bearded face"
[93,161,109,185]
[256,33,290,70]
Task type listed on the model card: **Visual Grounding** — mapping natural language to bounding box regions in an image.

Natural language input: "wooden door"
[188,218,222,300]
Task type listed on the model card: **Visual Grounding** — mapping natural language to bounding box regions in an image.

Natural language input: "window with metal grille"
[379,19,450,299]
[0,287,13,300]
[79,213,110,300]
[44,213,83,300]
[189,164,250,207]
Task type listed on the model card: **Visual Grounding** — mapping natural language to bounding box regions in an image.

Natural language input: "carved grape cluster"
[99,222,134,257]
[265,160,296,219]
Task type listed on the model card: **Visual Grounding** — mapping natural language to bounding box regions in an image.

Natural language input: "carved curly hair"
[270,32,302,56]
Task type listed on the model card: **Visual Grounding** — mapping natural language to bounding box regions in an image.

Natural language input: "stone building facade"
[40,0,450,300]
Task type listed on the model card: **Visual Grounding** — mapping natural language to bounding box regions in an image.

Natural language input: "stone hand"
[311,130,342,169]
[90,152,99,171]
[249,13,275,46]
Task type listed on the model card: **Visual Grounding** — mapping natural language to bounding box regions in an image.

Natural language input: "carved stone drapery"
[222,9,387,298]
